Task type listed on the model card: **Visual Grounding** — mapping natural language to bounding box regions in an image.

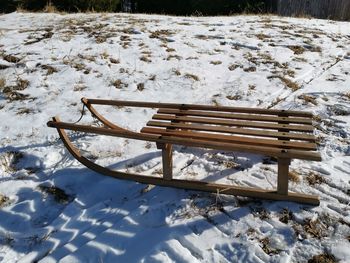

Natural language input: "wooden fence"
[269,0,350,21]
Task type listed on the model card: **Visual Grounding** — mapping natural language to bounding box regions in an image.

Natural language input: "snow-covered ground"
[0,12,350,262]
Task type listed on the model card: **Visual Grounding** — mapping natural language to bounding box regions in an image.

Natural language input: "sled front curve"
[47,98,322,205]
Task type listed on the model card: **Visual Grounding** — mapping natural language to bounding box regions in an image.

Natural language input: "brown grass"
[243,66,256,72]
[288,170,301,183]
[38,185,71,204]
[306,172,326,185]
[43,1,58,13]
[308,253,337,263]
[226,94,242,100]
[109,58,120,64]
[288,45,305,55]
[137,83,145,91]
[148,75,156,81]
[268,75,300,91]
[167,54,181,61]
[0,194,10,208]
[298,94,318,105]
[140,55,152,63]
[279,208,293,224]
[228,64,240,71]
[0,78,5,89]
[342,92,350,100]
[260,237,281,255]
[173,69,181,76]
[41,65,58,75]
[0,151,24,172]
[112,79,128,89]
[184,73,199,81]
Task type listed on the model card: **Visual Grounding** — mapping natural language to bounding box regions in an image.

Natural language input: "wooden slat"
[85,98,313,117]
[47,120,321,161]
[140,127,317,151]
[152,114,314,132]
[146,121,316,142]
[157,108,313,124]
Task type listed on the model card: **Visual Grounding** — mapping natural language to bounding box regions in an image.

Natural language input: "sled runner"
[47,98,321,205]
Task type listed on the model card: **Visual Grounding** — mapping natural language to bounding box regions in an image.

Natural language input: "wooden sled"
[47,98,322,205]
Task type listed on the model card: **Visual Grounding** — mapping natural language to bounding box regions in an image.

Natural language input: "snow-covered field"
[0,12,350,262]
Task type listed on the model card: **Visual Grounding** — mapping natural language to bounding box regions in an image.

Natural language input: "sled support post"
[158,143,173,180]
[277,158,290,195]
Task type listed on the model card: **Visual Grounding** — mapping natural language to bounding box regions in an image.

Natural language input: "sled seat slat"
[151,114,314,132]
[157,108,313,124]
[146,121,316,142]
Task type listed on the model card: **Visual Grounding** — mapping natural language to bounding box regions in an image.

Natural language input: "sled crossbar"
[47,97,321,205]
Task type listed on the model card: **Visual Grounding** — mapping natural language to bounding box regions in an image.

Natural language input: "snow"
[0,11,350,262]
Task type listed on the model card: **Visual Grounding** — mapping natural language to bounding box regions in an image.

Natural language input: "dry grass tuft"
[260,237,281,255]
[288,45,305,55]
[140,55,152,63]
[173,69,181,76]
[308,253,337,263]
[226,94,242,100]
[256,33,270,40]
[41,65,58,75]
[137,83,145,91]
[2,54,21,63]
[38,185,71,204]
[342,92,350,101]
[0,151,24,172]
[112,79,128,89]
[0,78,5,89]
[279,208,293,224]
[167,54,181,60]
[298,94,318,105]
[243,66,256,72]
[268,75,300,91]
[16,107,34,115]
[109,58,120,64]
[228,64,240,71]
[288,170,301,183]
[306,172,326,185]
[43,1,58,13]
[0,194,10,208]
[148,75,156,81]
[184,73,199,81]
